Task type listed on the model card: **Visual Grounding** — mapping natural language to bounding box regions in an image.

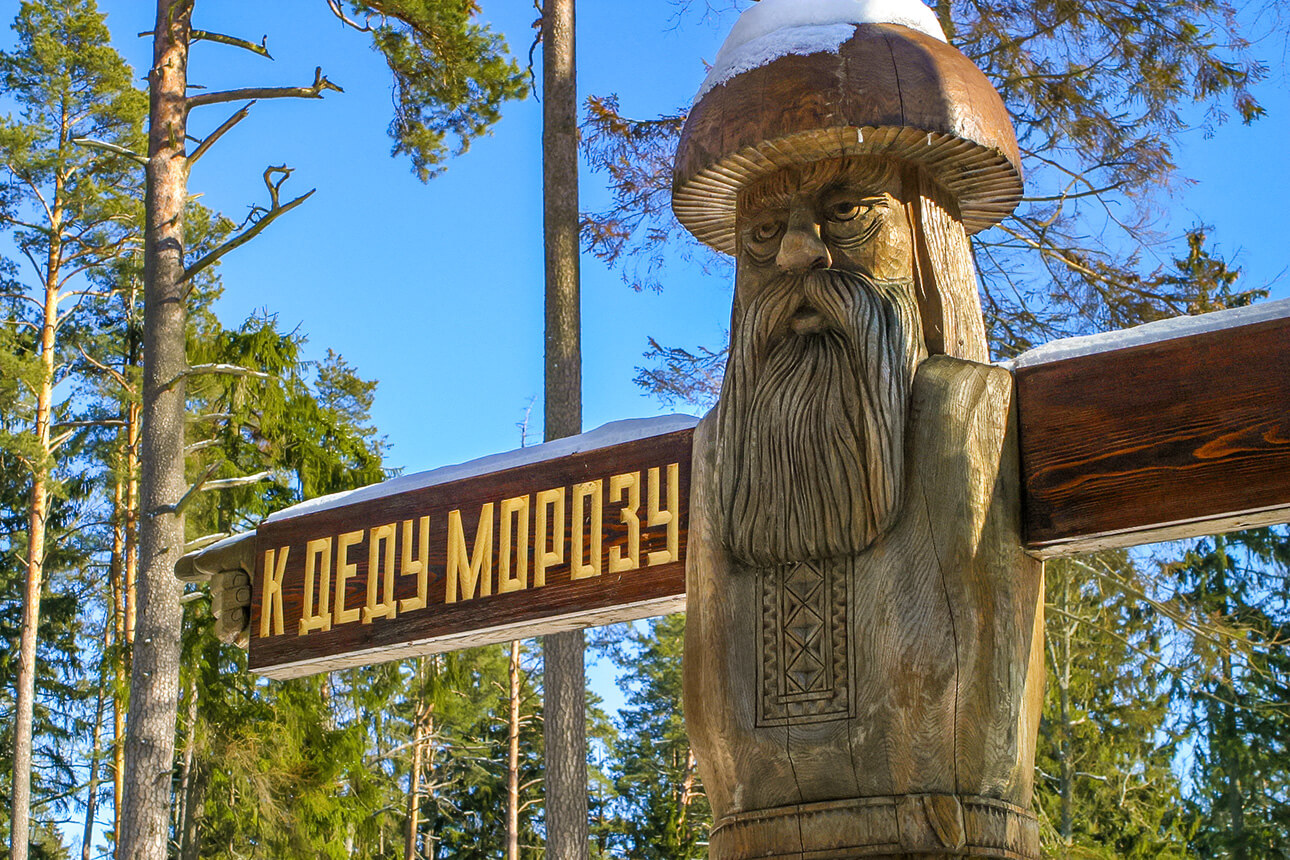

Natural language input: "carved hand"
[175,531,257,648]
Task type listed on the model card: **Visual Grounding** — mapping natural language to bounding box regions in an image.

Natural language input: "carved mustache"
[744,270,879,365]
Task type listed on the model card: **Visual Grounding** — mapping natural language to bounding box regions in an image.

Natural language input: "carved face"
[735,158,915,308]
[717,158,926,566]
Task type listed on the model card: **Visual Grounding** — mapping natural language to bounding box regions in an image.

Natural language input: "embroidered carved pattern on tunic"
[757,561,852,725]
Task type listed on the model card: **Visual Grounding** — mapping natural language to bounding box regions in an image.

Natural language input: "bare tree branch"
[192,29,272,58]
[49,430,77,452]
[158,462,221,517]
[77,345,133,392]
[187,363,274,381]
[187,412,234,425]
[0,292,47,314]
[159,362,274,394]
[326,0,374,32]
[180,166,315,286]
[70,137,149,167]
[201,471,275,491]
[139,28,272,58]
[1022,182,1127,204]
[158,465,278,517]
[188,102,255,166]
[50,419,127,430]
[185,66,342,109]
[0,214,57,236]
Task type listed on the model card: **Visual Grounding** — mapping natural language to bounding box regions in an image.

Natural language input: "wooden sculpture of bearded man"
[672,2,1045,857]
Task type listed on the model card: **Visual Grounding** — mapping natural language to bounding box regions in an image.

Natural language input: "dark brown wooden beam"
[1016,307,1290,557]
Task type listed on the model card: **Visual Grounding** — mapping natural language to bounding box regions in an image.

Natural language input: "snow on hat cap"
[673,0,1023,253]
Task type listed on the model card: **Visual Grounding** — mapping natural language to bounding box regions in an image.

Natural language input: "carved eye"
[751,220,782,243]
[828,200,861,222]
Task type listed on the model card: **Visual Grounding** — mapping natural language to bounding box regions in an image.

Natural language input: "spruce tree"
[1171,530,1290,858]
[1158,219,1288,854]
[173,312,393,858]
[1035,554,1191,856]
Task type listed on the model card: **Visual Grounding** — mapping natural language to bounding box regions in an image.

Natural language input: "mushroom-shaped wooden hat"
[672,0,1022,254]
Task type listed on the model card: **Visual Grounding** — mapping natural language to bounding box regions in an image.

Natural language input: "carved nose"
[776,212,831,272]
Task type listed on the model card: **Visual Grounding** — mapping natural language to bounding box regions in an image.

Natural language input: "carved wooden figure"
[672,1,1043,856]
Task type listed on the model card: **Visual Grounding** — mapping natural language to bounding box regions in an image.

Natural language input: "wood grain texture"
[1017,315,1290,556]
[673,23,1023,252]
[247,429,692,679]
[909,167,988,362]
[687,358,1044,860]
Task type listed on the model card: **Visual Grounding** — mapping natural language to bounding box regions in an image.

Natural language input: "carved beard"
[717,269,924,567]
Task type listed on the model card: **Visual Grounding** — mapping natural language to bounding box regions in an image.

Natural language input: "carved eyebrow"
[821,185,888,201]
[742,190,794,215]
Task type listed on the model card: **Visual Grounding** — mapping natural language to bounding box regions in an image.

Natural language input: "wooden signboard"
[248,427,693,679]
[1016,306,1290,557]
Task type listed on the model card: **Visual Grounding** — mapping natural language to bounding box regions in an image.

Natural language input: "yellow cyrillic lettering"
[363,523,398,624]
[608,472,641,573]
[648,463,680,565]
[333,529,364,625]
[299,538,332,636]
[260,547,288,638]
[572,479,603,579]
[498,495,530,594]
[397,516,430,613]
[534,488,565,588]
[446,504,494,603]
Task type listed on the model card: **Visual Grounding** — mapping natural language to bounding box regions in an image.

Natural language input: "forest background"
[1,0,1288,858]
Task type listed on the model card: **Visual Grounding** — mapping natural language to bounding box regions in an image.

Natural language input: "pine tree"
[0,2,145,854]
[0,397,92,860]
[123,4,526,853]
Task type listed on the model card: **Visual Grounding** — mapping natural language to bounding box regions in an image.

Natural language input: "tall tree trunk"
[1211,537,1248,860]
[118,3,192,857]
[405,657,436,860]
[177,767,204,860]
[1056,579,1074,856]
[507,640,522,860]
[116,355,142,841]
[109,432,131,839]
[10,172,62,860]
[125,400,141,649]
[541,0,587,856]
[675,747,698,847]
[1217,655,1247,860]
[173,675,198,847]
[404,711,424,860]
[80,623,114,860]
